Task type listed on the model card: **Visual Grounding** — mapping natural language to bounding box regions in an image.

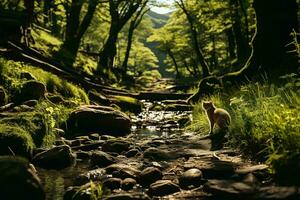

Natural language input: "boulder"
[148,180,181,197]
[139,167,163,187]
[15,80,46,103]
[179,168,204,189]
[110,95,142,114]
[103,178,122,190]
[0,124,34,157]
[32,145,76,169]
[102,139,131,154]
[122,178,137,191]
[66,105,131,137]
[106,164,141,180]
[90,151,116,167]
[0,156,45,200]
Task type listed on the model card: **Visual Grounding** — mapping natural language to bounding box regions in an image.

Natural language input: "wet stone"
[143,147,172,161]
[76,151,90,160]
[126,149,140,157]
[148,180,181,197]
[257,186,300,200]
[139,167,163,187]
[89,133,100,140]
[102,140,131,154]
[103,178,122,190]
[90,151,116,167]
[122,178,137,191]
[106,164,141,179]
[179,168,204,189]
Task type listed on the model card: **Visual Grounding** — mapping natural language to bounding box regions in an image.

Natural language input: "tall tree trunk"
[122,21,135,76]
[226,27,236,60]
[230,0,250,64]
[223,0,299,83]
[176,0,210,78]
[168,49,181,79]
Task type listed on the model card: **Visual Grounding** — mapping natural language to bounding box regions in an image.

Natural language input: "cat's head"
[202,101,214,110]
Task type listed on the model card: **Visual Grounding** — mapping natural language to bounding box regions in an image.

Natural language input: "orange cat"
[202,101,231,134]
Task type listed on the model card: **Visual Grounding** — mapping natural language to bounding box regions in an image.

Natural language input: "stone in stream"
[103,192,150,200]
[122,178,137,191]
[103,177,122,190]
[66,105,131,137]
[179,168,204,189]
[102,139,131,154]
[143,147,173,161]
[125,148,140,157]
[105,164,141,180]
[32,145,76,169]
[203,179,255,199]
[139,167,163,187]
[0,156,45,200]
[90,151,116,167]
[256,186,300,200]
[148,180,181,197]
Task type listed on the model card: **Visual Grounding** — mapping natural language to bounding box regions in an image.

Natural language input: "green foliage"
[190,82,300,181]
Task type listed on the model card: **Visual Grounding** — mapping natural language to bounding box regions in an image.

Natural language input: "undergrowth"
[190,77,300,184]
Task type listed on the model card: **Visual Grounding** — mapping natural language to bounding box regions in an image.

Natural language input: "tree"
[96,0,142,76]
[121,0,149,77]
[175,0,210,78]
[55,0,99,67]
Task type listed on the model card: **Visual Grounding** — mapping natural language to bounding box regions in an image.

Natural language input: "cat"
[202,101,231,134]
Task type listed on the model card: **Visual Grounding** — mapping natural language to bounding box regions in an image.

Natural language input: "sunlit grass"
[190,81,300,183]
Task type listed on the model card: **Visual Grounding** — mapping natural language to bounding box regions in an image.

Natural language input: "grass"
[189,79,300,184]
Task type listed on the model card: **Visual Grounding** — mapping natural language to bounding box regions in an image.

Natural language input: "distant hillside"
[147,10,170,28]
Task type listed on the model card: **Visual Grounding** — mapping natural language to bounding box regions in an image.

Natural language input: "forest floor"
[36,79,300,200]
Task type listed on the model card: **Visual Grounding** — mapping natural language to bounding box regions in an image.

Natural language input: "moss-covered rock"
[0,156,45,200]
[111,95,142,114]
[66,105,131,137]
[0,124,34,157]
[15,80,46,103]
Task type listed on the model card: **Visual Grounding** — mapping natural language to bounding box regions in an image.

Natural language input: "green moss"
[0,124,34,157]
[112,95,142,114]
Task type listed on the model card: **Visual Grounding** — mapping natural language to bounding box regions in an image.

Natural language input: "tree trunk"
[168,49,181,79]
[122,21,135,76]
[226,27,236,60]
[223,0,299,83]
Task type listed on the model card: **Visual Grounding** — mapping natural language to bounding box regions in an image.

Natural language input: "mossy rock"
[111,95,142,114]
[15,80,46,103]
[0,86,8,106]
[0,112,48,147]
[0,156,45,200]
[0,124,34,157]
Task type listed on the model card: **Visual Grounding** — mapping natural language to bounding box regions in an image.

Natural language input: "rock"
[20,71,36,80]
[143,147,172,161]
[15,80,46,103]
[257,186,300,200]
[46,94,65,104]
[0,86,8,106]
[148,180,180,197]
[195,159,235,179]
[90,151,115,167]
[203,179,255,199]
[122,178,137,191]
[106,164,141,179]
[165,104,193,111]
[177,117,191,128]
[110,95,142,114]
[0,156,45,200]
[0,124,34,157]
[126,149,140,157]
[76,151,90,160]
[72,141,104,151]
[101,135,116,140]
[32,145,76,169]
[66,105,131,137]
[103,192,150,200]
[179,168,204,189]
[102,139,131,154]
[139,167,163,187]
[89,133,100,140]
[103,178,122,190]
